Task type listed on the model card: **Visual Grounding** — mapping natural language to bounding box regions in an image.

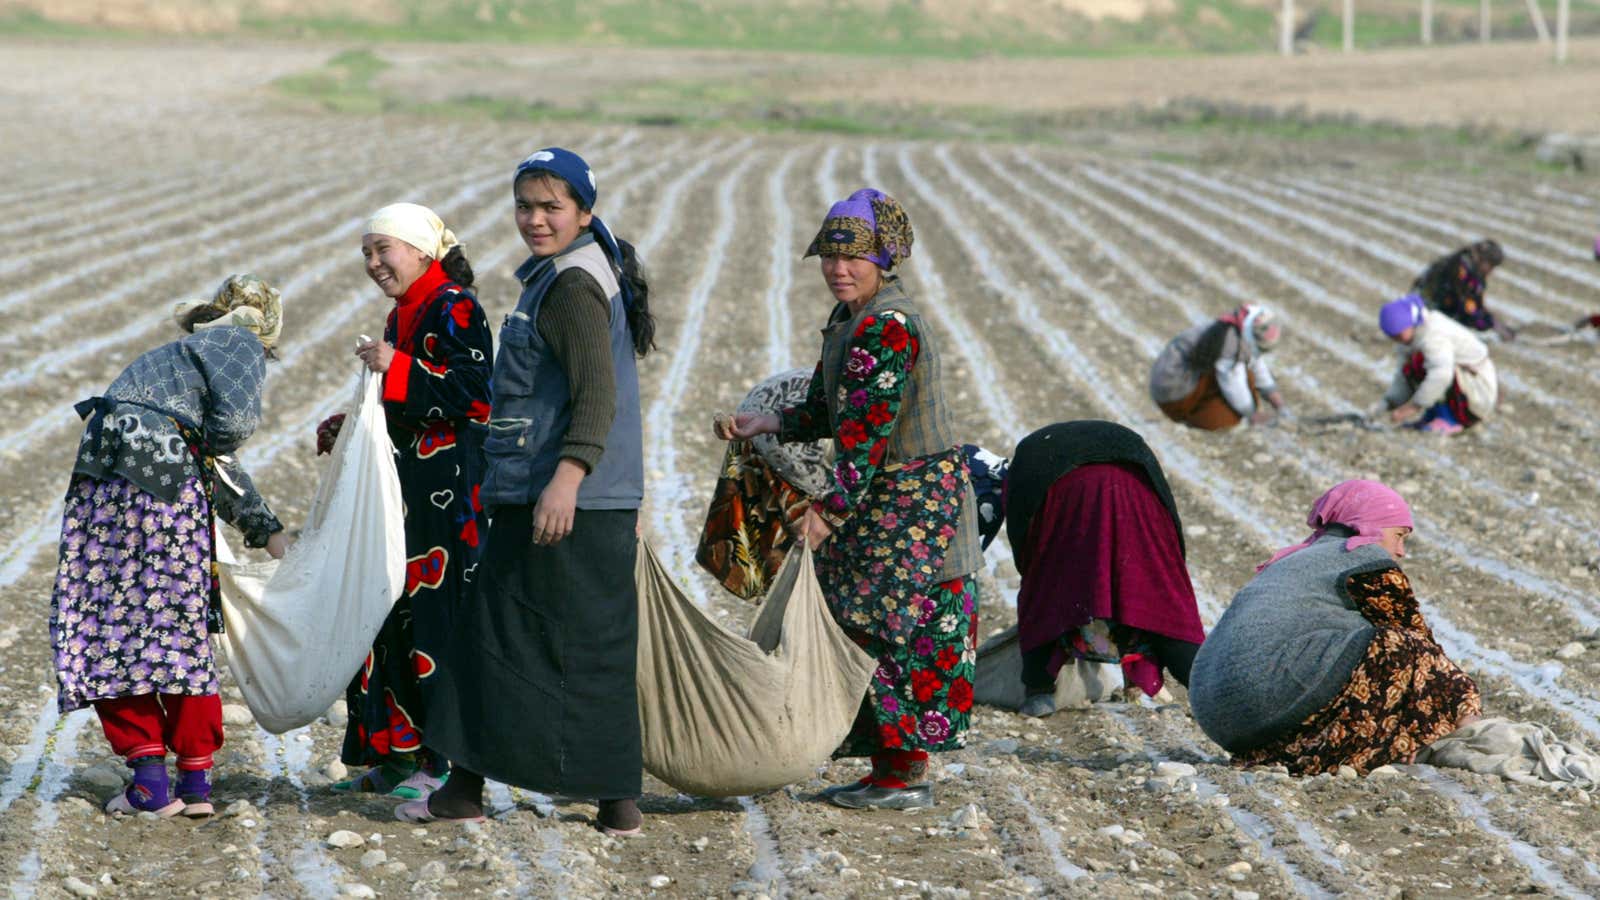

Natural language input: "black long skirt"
[424,505,642,799]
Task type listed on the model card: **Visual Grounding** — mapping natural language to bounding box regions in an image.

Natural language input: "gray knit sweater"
[1189,531,1396,754]
[537,268,615,473]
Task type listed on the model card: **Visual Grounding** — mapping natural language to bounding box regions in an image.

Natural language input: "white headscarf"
[363,202,460,260]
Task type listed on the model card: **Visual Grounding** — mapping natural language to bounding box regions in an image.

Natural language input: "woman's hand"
[266,531,292,560]
[532,459,586,545]
[800,506,833,551]
[1389,402,1420,424]
[1249,407,1277,426]
[355,339,395,373]
[721,412,779,440]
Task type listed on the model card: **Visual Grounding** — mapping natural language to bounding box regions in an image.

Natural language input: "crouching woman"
[1189,480,1480,774]
[1379,294,1498,435]
[1149,304,1286,431]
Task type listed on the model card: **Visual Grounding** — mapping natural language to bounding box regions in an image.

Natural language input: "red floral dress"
[781,308,977,756]
[341,262,493,767]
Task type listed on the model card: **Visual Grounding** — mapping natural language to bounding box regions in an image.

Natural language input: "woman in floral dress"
[325,203,493,800]
[1412,239,1513,341]
[51,274,289,818]
[726,188,981,810]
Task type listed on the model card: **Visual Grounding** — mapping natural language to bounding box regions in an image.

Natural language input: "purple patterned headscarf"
[804,188,914,271]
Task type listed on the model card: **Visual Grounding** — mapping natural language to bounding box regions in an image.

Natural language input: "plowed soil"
[3,37,1599,900]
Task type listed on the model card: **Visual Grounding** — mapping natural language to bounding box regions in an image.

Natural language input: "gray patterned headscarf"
[738,368,832,496]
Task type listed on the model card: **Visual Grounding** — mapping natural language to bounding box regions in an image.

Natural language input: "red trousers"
[94,693,224,771]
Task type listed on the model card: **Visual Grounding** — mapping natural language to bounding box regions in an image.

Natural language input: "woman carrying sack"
[725,188,982,811]
[322,203,493,800]
[51,275,289,818]
[409,148,657,835]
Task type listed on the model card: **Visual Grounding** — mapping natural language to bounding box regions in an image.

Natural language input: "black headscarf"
[1002,421,1185,558]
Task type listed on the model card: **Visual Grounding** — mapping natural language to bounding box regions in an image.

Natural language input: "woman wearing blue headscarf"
[404,148,656,834]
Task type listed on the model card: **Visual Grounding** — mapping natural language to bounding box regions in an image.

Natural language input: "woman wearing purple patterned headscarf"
[720,188,981,811]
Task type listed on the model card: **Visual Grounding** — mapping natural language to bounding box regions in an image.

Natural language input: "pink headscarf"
[1257,479,1413,571]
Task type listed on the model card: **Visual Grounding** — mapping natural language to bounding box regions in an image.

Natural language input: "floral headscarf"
[171,273,283,350]
[804,188,914,271]
[1218,303,1282,353]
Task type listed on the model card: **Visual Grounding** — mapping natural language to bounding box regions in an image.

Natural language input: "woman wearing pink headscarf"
[1189,480,1480,775]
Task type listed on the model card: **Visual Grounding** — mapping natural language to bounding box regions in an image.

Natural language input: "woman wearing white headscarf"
[326,203,494,801]
[1149,304,1287,430]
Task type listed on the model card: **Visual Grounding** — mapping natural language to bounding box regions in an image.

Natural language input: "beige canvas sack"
[973,625,1120,712]
[634,539,877,797]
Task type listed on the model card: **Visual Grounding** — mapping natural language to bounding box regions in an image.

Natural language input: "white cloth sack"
[213,369,406,734]
[1417,716,1600,790]
[635,539,877,797]
[973,625,1120,712]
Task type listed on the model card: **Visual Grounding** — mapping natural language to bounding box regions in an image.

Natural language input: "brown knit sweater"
[537,268,616,473]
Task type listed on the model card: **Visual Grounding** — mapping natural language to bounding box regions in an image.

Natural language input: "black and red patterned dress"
[340,261,493,776]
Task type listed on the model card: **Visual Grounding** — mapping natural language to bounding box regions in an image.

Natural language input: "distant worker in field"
[1189,480,1481,775]
[1379,294,1498,435]
[1149,303,1287,430]
[51,275,290,818]
[1412,239,1514,341]
[1572,234,1600,332]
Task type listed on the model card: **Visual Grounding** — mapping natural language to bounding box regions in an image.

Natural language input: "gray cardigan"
[1189,531,1396,754]
[73,326,282,547]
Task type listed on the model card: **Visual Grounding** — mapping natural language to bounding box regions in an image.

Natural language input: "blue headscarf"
[514,147,632,309]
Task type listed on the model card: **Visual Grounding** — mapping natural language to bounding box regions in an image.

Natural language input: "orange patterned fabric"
[1233,567,1480,775]
[695,440,812,601]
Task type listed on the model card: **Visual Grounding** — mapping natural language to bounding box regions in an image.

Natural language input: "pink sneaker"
[1420,418,1464,435]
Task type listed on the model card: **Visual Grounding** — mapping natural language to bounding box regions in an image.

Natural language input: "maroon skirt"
[1015,463,1205,689]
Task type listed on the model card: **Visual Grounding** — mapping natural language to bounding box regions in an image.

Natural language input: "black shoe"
[597,798,642,836]
[1019,692,1056,718]
[828,783,934,810]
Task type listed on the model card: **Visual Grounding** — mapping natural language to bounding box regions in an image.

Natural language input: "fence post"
[1281,0,1296,56]
[1421,0,1434,44]
[1480,0,1491,41]
[1525,0,1552,44]
[1344,0,1356,51]
[1556,0,1570,61]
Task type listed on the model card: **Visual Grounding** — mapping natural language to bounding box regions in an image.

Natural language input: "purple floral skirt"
[49,474,217,713]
